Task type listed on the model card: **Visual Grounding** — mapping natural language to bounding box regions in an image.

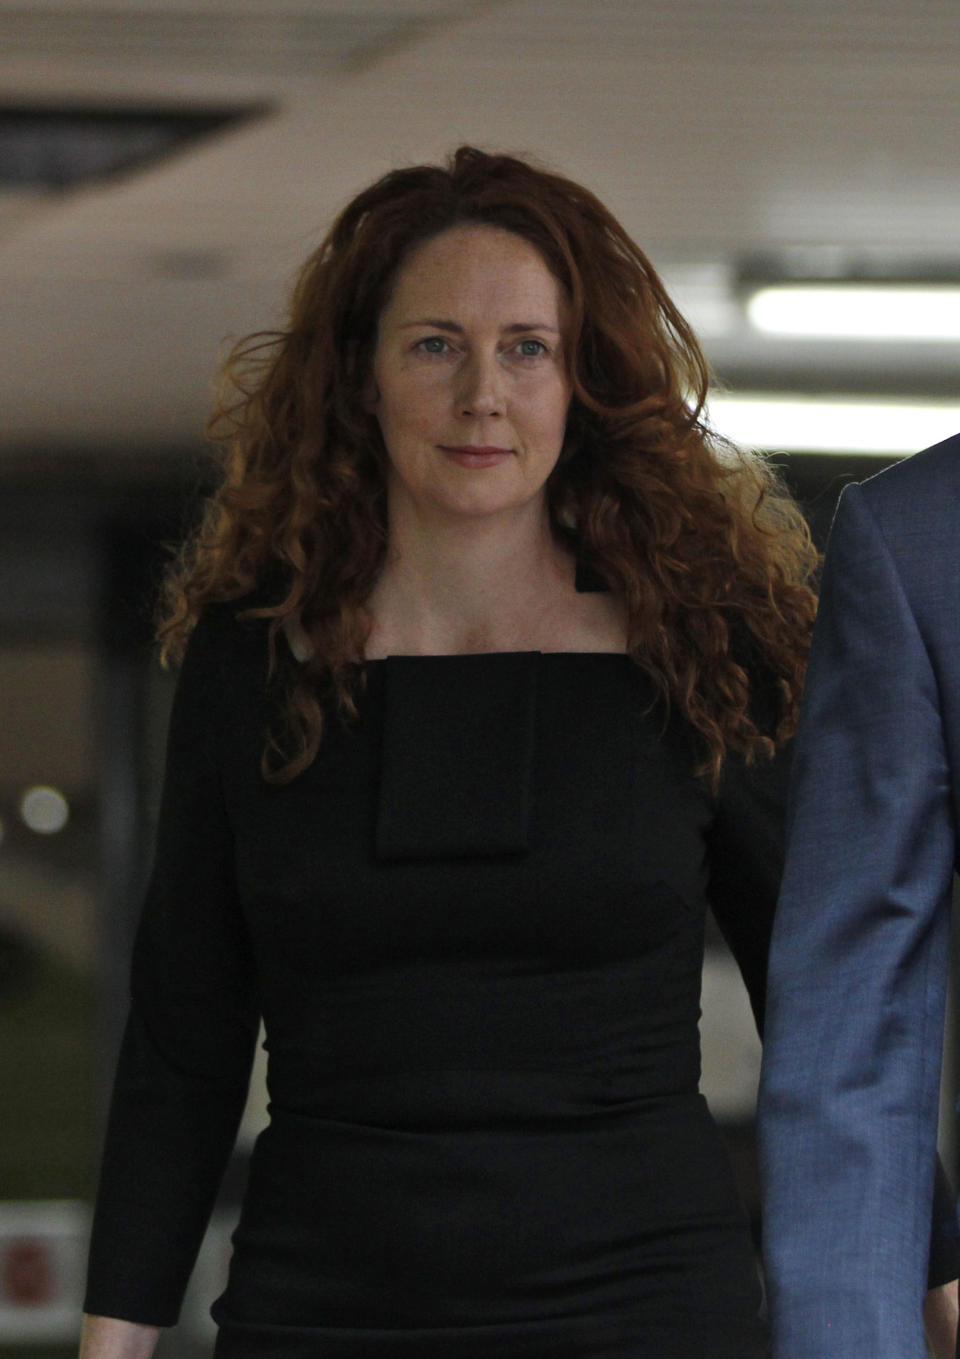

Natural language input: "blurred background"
[1,1,958,1354]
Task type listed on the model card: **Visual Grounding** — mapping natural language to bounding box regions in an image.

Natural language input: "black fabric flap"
[376,652,538,860]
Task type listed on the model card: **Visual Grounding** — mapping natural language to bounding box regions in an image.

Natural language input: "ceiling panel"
[0,5,436,77]
[0,0,957,459]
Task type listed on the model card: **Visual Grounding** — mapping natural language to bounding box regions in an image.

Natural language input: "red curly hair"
[160,145,817,784]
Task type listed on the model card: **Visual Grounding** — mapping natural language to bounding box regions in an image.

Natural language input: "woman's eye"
[515,338,547,358]
[416,336,451,355]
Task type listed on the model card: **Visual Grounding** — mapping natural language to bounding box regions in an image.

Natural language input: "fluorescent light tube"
[708,394,960,455]
[747,285,960,340]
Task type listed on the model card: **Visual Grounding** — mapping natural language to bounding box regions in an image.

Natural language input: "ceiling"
[0,0,958,465]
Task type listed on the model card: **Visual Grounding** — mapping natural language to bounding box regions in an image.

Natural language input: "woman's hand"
[923,1279,959,1359]
[79,1314,160,1359]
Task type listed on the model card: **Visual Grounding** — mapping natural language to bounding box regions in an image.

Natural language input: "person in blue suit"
[758,432,960,1358]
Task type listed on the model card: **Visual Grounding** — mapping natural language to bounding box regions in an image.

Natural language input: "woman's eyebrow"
[398,318,560,333]
[398,318,463,332]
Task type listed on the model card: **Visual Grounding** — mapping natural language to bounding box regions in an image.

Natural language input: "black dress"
[84,604,788,1356]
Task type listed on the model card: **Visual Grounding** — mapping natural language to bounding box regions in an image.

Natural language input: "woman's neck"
[365,506,577,657]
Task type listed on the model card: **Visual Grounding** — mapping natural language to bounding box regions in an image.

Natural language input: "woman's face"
[370,224,571,528]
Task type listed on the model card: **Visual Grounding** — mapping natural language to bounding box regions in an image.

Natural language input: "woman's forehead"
[380,225,566,327]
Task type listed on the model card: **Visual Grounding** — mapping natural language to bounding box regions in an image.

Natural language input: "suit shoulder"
[834,435,960,609]
[858,433,960,516]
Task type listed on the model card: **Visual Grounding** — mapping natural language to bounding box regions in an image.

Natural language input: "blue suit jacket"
[758,433,960,1358]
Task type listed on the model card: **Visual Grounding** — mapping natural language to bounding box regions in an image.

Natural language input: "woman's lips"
[439,444,514,468]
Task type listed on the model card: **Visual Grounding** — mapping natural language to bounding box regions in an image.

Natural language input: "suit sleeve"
[84,610,261,1326]
[707,635,958,1290]
[757,482,957,1359]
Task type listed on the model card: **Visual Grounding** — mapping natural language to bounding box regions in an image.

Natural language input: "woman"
[82,145,821,1357]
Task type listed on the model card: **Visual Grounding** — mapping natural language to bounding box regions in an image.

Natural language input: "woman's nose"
[457,353,503,418]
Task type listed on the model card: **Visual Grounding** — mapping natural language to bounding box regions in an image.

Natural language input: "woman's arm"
[79,1314,159,1359]
[84,608,261,1326]
[923,1280,960,1359]
[703,673,790,1038]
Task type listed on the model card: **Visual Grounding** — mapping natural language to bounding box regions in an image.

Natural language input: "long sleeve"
[757,480,957,1359]
[705,684,791,1038]
[84,609,261,1326]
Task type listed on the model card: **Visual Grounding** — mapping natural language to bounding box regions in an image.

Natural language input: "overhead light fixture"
[746,283,960,341]
[0,104,264,191]
[708,394,960,455]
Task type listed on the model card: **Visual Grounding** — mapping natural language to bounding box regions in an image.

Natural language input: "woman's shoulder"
[179,594,276,693]
[170,599,277,767]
